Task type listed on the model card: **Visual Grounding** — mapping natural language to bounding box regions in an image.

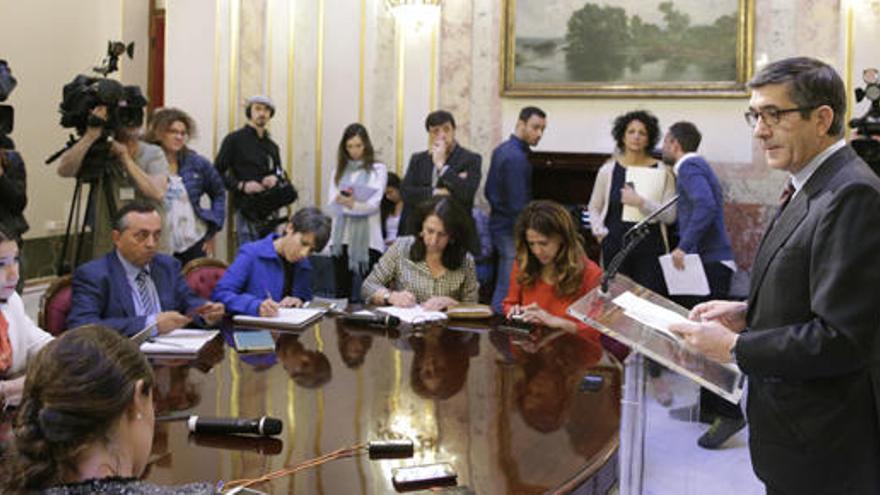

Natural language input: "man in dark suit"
[400,110,481,251]
[68,201,225,337]
[661,121,745,448]
[671,57,880,493]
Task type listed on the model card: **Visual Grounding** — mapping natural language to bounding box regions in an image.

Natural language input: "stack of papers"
[233,307,326,329]
[140,329,219,355]
[622,167,668,222]
[376,305,448,324]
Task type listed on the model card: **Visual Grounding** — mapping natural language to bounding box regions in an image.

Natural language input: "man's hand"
[156,311,193,334]
[620,184,645,208]
[110,140,132,160]
[261,174,279,189]
[689,300,748,333]
[243,180,266,194]
[195,302,225,326]
[430,140,447,168]
[259,298,280,317]
[279,296,303,308]
[422,296,458,311]
[389,290,417,308]
[671,248,686,270]
[669,320,738,363]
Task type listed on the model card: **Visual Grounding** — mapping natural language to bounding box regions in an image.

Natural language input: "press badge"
[119,187,135,201]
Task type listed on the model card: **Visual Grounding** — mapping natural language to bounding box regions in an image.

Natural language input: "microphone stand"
[600,194,679,293]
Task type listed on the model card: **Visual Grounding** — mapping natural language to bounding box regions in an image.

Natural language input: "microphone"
[186,415,283,437]
[602,194,680,293]
[189,433,284,455]
[340,312,401,329]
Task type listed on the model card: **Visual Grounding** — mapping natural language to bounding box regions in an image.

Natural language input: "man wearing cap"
[216,95,288,245]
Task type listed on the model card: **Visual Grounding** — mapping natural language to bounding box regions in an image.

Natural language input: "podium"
[567,275,745,495]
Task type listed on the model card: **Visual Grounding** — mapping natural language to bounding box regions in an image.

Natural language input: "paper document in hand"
[612,291,689,342]
[622,166,668,222]
[341,183,379,202]
[377,306,448,324]
[658,253,710,296]
[140,329,219,355]
[233,307,325,327]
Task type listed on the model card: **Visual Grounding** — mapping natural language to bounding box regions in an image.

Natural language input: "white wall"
[0,0,126,239]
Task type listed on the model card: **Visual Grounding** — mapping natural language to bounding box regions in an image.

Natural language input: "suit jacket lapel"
[108,253,136,317]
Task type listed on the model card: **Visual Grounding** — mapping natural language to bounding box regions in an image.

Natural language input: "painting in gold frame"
[501,0,754,98]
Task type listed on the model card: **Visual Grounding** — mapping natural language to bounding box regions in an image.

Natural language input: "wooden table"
[145,316,621,494]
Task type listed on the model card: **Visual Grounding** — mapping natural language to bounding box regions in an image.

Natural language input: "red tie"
[778,180,796,210]
[0,311,12,374]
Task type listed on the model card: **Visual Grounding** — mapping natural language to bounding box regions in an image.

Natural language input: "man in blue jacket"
[662,121,744,449]
[484,106,546,313]
[67,201,225,337]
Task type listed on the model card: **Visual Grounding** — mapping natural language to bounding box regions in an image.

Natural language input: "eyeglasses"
[744,106,816,128]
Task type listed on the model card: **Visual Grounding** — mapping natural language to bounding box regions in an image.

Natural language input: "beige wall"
[3,0,880,244]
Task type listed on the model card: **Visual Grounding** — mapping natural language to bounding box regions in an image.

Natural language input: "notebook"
[140,329,219,356]
[233,330,276,354]
[376,305,448,324]
[233,307,326,329]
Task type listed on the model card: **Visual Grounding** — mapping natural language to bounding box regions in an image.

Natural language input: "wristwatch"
[383,291,392,306]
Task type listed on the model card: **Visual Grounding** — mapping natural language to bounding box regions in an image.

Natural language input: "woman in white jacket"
[587,110,676,295]
[326,123,388,300]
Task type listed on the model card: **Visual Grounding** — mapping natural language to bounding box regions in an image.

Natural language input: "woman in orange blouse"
[503,200,602,338]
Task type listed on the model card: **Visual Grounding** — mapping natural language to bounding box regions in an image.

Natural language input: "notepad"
[233,330,276,354]
[233,307,326,329]
[140,329,219,355]
[376,305,448,324]
[340,182,379,202]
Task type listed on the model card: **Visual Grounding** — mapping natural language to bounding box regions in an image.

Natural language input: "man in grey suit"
[671,57,880,494]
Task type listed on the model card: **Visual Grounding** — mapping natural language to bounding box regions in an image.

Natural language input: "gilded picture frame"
[501,0,754,98]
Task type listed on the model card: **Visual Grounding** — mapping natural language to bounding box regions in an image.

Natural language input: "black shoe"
[697,416,746,449]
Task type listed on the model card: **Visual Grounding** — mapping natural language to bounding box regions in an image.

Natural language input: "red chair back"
[39,275,74,336]
[182,258,228,300]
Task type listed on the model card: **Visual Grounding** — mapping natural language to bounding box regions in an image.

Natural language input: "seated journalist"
[503,200,602,340]
[1,324,214,494]
[212,207,331,316]
[0,226,53,409]
[362,196,479,311]
[67,201,224,337]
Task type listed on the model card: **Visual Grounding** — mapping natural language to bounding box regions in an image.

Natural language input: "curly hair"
[611,110,660,153]
[2,325,154,492]
[514,200,586,298]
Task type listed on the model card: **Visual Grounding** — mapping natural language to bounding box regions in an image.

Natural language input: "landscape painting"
[501,0,754,97]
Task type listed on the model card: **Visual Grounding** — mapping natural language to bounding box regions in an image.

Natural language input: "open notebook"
[140,329,219,356]
[233,307,326,329]
[376,305,448,324]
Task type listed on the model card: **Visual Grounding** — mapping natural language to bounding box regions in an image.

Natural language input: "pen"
[265,288,274,301]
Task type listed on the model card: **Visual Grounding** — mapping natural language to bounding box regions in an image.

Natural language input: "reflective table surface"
[145,316,621,494]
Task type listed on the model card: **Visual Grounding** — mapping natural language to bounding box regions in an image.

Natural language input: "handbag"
[237,166,299,223]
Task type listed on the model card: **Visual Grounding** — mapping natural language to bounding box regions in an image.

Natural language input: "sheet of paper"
[233,307,325,327]
[658,253,710,296]
[341,183,379,202]
[376,305,448,324]
[612,291,689,342]
[140,329,219,355]
[622,166,668,222]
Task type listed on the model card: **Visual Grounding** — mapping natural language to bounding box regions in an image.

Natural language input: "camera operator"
[56,105,168,258]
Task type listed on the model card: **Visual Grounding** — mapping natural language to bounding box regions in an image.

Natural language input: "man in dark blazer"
[671,57,880,493]
[68,201,225,337]
[400,110,481,251]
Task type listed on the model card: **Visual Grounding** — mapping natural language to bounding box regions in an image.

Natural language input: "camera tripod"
[56,170,118,276]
